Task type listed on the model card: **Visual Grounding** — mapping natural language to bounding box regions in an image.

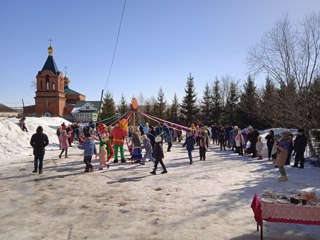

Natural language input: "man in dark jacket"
[248,126,260,158]
[30,126,49,174]
[292,129,308,168]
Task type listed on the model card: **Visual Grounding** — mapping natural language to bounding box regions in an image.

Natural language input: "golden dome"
[63,76,70,84]
[48,45,54,55]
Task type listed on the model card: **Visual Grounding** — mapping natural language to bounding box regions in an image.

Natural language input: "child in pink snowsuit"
[59,130,71,158]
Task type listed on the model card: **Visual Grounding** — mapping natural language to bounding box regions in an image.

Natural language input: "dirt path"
[0,143,319,240]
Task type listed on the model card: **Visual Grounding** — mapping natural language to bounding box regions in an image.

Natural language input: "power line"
[103,0,127,92]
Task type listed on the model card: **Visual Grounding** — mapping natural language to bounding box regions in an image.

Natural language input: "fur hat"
[155,136,162,143]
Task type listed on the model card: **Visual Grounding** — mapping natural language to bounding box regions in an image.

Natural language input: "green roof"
[41,55,59,75]
[74,101,102,109]
[64,85,82,95]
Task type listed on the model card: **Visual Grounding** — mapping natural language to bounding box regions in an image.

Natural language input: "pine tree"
[237,75,260,128]
[200,83,212,125]
[153,87,167,119]
[308,77,320,127]
[117,93,129,115]
[101,90,116,120]
[211,79,222,124]
[180,73,199,126]
[259,77,278,128]
[276,78,297,128]
[224,81,239,125]
[144,101,152,115]
[167,93,180,123]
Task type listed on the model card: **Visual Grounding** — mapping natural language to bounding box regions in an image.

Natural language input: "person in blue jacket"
[78,133,97,172]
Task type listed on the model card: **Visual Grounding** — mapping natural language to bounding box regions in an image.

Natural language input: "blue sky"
[1,0,320,108]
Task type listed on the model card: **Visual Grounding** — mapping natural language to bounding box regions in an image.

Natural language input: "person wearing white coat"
[235,130,245,155]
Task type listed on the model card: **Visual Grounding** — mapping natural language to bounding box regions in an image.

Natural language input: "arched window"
[52,81,55,90]
[46,75,50,90]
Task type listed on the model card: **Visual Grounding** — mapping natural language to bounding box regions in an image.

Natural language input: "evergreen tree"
[168,93,180,123]
[153,87,167,119]
[276,78,297,128]
[180,73,199,125]
[224,81,239,125]
[237,75,260,128]
[144,100,152,115]
[117,93,129,115]
[211,79,222,124]
[308,77,320,127]
[101,90,116,120]
[258,77,278,128]
[200,83,213,125]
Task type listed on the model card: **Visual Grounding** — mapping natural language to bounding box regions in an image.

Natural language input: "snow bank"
[0,116,71,163]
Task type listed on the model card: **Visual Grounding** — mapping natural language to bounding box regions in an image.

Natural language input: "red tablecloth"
[251,194,320,225]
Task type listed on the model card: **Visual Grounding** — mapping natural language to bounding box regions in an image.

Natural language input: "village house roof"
[74,101,101,110]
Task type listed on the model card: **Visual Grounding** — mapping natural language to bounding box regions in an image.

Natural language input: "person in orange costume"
[111,120,128,163]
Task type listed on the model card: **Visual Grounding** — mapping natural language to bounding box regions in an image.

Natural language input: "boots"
[33,161,37,173]
[278,175,288,182]
[150,170,156,175]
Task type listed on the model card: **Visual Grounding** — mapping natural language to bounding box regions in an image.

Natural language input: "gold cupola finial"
[64,66,71,85]
[48,38,54,56]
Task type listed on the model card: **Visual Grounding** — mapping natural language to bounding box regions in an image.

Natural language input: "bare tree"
[218,75,241,106]
[247,12,320,155]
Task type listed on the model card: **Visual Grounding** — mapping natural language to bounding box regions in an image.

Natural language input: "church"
[23,45,101,122]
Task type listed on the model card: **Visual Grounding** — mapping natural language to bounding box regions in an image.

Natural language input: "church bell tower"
[34,44,66,116]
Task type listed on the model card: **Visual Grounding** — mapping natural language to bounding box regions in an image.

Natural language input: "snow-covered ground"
[0,117,319,240]
[0,116,70,163]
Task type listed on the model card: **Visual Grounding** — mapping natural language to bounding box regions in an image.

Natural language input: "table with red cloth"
[251,194,320,239]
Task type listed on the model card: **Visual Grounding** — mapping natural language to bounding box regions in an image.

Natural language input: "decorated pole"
[131,97,138,127]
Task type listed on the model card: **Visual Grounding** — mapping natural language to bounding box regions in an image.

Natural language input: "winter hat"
[298,128,305,133]
[155,136,162,143]
[36,126,43,133]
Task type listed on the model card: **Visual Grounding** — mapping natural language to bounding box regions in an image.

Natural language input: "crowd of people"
[28,119,308,182]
